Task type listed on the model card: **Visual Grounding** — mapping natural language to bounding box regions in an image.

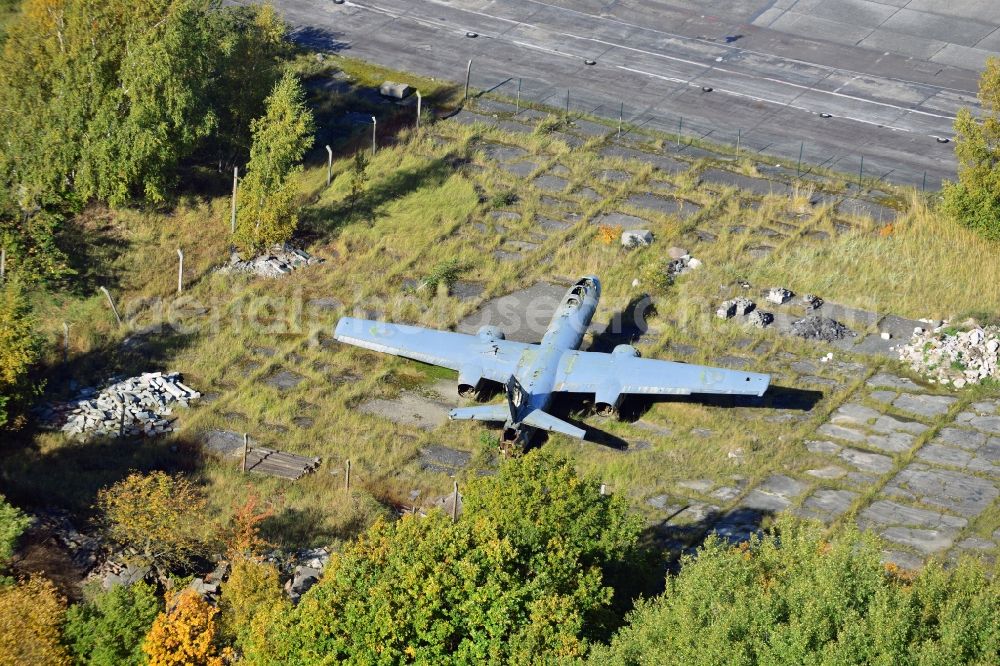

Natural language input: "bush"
[97,471,208,575]
[943,57,1000,239]
[245,451,643,664]
[218,557,288,656]
[142,588,231,666]
[64,581,161,666]
[590,518,1000,665]
[0,494,29,568]
[0,279,42,430]
[0,576,70,665]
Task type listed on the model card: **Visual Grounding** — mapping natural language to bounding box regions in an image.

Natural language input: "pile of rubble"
[663,246,702,280]
[717,297,756,319]
[899,325,1000,388]
[791,316,855,342]
[39,372,200,440]
[217,244,323,278]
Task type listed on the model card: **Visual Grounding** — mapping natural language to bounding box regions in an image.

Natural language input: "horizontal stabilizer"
[449,404,510,423]
[521,409,586,440]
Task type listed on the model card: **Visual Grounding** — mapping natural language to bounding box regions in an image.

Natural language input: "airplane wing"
[334,317,529,383]
[553,350,770,397]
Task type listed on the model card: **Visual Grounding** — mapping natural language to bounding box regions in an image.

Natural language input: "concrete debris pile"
[747,310,774,328]
[791,316,856,342]
[766,287,794,305]
[665,253,702,280]
[717,297,755,319]
[802,294,823,310]
[218,244,322,278]
[40,372,200,440]
[899,325,1000,388]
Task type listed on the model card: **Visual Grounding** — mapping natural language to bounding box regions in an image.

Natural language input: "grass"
[6,53,1000,562]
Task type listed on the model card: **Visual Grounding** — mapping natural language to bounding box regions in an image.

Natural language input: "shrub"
[64,581,161,666]
[142,588,231,666]
[0,576,70,665]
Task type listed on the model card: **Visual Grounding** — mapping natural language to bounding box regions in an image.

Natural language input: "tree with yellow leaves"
[142,588,231,666]
[0,576,71,665]
[97,471,208,576]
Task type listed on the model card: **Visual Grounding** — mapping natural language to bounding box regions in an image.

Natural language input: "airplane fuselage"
[501,276,600,445]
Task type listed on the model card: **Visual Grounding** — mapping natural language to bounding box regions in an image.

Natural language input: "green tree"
[590,518,1000,665]
[218,557,288,656]
[943,57,1000,239]
[64,581,162,666]
[0,494,29,568]
[0,279,43,429]
[234,70,315,252]
[246,451,642,664]
[0,576,70,665]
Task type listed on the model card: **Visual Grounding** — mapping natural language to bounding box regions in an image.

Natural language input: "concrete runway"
[264,0,1000,189]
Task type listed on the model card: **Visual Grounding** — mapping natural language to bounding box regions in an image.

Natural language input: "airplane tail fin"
[521,409,586,440]
[448,404,510,422]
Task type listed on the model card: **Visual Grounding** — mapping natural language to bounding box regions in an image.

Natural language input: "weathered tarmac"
[259,0,1000,189]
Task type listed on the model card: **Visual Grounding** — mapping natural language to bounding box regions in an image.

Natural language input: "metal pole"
[452,481,459,523]
[415,91,422,130]
[371,117,376,156]
[736,128,741,157]
[922,171,927,192]
[797,141,803,176]
[345,459,351,493]
[99,287,123,326]
[464,59,472,103]
[230,166,238,234]
[516,78,521,115]
[859,155,864,186]
[565,89,570,116]
[176,248,183,294]
[241,433,249,473]
[618,102,623,137]
[677,117,683,147]
[326,146,333,187]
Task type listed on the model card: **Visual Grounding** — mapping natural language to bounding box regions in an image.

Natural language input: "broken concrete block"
[379,81,412,99]
[747,310,774,328]
[767,287,794,305]
[733,297,755,316]
[717,300,737,319]
[667,246,689,259]
[621,229,654,249]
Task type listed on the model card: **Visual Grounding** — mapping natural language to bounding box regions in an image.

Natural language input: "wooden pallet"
[245,447,321,480]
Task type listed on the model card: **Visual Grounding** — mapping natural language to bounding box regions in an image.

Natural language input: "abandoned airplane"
[334,276,770,448]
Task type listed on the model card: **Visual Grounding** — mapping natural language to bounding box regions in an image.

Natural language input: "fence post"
[618,102,623,137]
[922,171,927,192]
[241,433,249,473]
[858,155,864,186]
[345,459,351,494]
[677,117,683,147]
[63,322,69,364]
[176,248,184,294]
[371,116,377,156]
[565,89,570,117]
[99,287,123,326]
[736,128,741,157]
[230,166,238,235]
[452,481,459,523]
[516,78,521,115]
[415,91,422,130]
[326,145,333,187]
[464,59,472,103]
[118,392,126,437]
[0,247,5,283]
[797,141,804,176]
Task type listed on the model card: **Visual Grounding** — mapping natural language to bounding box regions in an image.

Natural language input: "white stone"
[621,229,654,248]
[881,331,891,340]
[687,257,702,269]
[766,287,793,305]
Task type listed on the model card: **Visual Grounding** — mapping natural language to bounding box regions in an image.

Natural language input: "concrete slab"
[892,393,958,419]
[591,212,650,229]
[700,168,792,197]
[884,465,999,518]
[533,174,569,193]
[625,194,702,218]
[457,281,568,343]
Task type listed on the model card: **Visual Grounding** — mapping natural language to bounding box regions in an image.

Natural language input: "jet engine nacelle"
[612,344,640,358]
[458,364,486,400]
[477,326,506,342]
[594,385,624,419]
